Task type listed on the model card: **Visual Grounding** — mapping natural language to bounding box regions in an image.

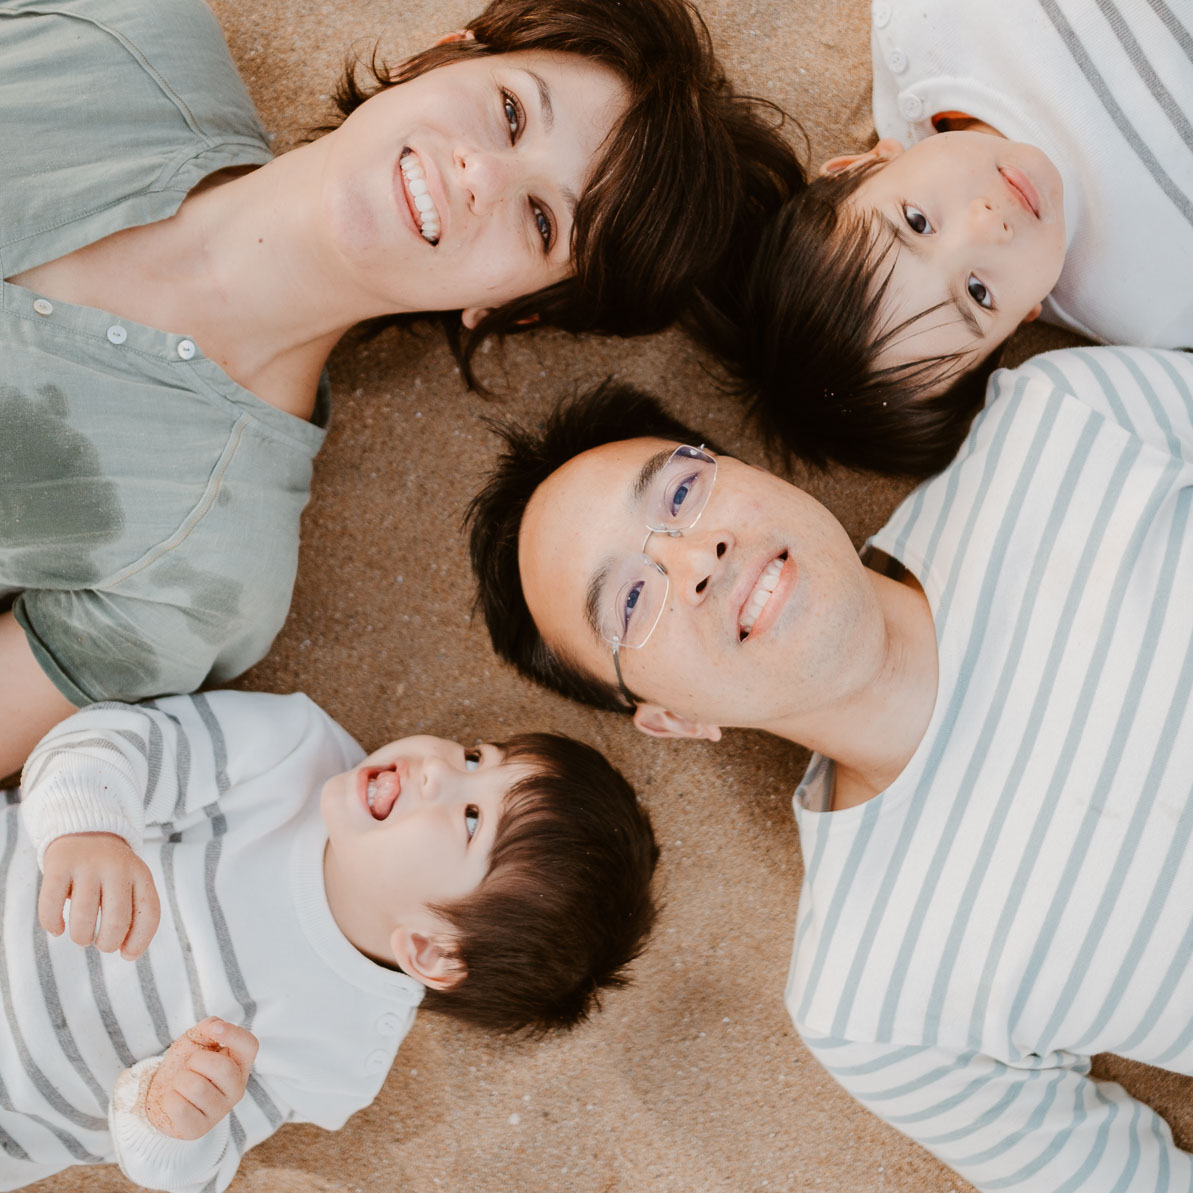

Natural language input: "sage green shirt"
[0,0,328,705]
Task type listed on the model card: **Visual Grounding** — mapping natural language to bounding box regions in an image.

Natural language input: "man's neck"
[798,568,939,811]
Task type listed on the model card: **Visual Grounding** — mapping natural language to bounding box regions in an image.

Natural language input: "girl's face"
[318,49,628,324]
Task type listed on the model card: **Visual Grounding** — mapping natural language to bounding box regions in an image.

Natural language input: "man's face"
[847,133,1066,380]
[518,439,885,737]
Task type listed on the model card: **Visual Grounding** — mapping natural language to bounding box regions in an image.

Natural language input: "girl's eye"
[463,747,482,771]
[903,204,933,235]
[465,804,480,840]
[501,89,523,142]
[532,204,553,251]
[967,274,993,309]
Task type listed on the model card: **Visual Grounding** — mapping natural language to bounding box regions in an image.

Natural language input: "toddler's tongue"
[368,769,401,820]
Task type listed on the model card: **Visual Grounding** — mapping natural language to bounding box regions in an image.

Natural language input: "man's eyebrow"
[585,565,609,641]
[632,449,674,504]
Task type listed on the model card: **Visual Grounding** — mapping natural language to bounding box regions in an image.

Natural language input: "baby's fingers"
[120,869,161,960]
[65,877,101,948]
[92,880,132,954]
[36,867,71,938]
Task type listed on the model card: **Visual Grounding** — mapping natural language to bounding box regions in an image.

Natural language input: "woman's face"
[319,49,628,324]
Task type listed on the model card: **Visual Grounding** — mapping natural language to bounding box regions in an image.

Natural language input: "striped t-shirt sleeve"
[802,1035,1191,1193]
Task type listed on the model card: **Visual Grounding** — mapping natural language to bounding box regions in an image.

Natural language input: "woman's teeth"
[739,554,786,640]
[400,150,440,244]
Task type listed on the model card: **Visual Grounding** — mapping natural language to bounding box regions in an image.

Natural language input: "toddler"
[5,690,657,1192]
[734,0,1193,477]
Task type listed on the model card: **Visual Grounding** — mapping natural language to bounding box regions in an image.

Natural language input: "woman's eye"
[532,204,553,250]
[967,274,993,309]
[501,89,522,141]
[903,204,933,235]
[463,747,482,771]
[464,804,480,840]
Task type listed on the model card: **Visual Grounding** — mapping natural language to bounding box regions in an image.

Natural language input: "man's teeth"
[400,151,440,244]
[739,555,786,640]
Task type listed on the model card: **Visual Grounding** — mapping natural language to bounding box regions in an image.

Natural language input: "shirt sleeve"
[109,1053,292,1193]
[1005,348,1193,464]
[18,690,347,862]
[802,1034,1192,1192]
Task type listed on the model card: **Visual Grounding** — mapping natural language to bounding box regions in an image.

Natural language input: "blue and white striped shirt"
[788,347,1193,1192]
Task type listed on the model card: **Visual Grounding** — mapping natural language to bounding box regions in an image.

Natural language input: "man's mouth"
[364,766,402,820]
[400,149,441,245]
[999,166,1040,218]
[739,552,789,640]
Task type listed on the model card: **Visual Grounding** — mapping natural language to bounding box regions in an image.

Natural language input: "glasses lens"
[601,554,667,648]
[646,446,716,534]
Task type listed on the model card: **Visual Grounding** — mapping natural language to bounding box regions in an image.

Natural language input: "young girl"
[0,0,803,775]
[8,689,658,1192]
[729,0,1192,477]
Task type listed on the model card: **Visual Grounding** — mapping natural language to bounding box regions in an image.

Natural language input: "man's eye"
[465,804,480,840]
[501,89,522,141]
[903,204,933,235]
[464,747,482,771]
[618,580,645,634]
[667,474,701,517]
[532,203,553,250]
[967,274,993,309]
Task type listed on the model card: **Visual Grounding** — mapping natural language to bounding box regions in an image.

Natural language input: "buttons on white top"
[32,298,53,316]
[886,48,908,73]
[364,1049,389,1075]
[874,2,892,27]
[899,93,925,120]
[177,339,197,360]
[375,1012,401,1036]
[106,324,128,345]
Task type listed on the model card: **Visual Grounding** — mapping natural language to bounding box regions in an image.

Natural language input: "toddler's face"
[321,736,532,949]
[846,132,1066,383]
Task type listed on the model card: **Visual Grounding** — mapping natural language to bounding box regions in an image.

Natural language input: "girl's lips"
[1000,165,1040,218]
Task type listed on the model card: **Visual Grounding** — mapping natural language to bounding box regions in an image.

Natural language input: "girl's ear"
[1022,303,1043,324]
[390,926,466,991]
[819,138,904,177]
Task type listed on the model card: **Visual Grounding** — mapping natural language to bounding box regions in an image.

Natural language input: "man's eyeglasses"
[599,445,717,709]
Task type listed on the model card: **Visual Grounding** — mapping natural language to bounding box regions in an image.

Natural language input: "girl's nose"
[970,197,1012,242]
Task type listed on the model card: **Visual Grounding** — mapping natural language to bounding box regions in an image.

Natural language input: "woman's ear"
[432,29,476,48]
[819,138,904,177]
[632,703,722,743]
[461,306,491,330]
[390,926,466,991]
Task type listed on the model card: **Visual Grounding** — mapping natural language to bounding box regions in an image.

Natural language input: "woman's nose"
[455,147,515,213]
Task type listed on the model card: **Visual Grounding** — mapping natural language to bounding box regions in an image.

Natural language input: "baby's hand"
[39,832,161,959]
[146,1018,259,1141]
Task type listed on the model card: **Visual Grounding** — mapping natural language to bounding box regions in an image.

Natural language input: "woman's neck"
[10,141,410,419]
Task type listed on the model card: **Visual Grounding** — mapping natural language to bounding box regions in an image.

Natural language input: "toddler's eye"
[903,204,933,235]
[463,747,482,771]
[465,805,480,840]
[967,274,993,309]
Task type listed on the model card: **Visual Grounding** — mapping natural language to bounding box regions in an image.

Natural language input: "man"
[467,346,1193,1193]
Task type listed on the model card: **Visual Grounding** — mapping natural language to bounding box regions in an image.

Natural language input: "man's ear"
[632,703,722,743]
[819,137,904,177]
[390,926,466,991]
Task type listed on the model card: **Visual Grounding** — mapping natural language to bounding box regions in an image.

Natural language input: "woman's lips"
[1000,165,1040,218]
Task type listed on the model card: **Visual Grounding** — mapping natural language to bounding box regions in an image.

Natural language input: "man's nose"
[655,528,732,604]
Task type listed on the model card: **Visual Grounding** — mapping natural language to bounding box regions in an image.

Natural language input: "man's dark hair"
[422,731,659,1034]
[725,164,1003,480]
[331,0,806,383]
[466,381,716,714]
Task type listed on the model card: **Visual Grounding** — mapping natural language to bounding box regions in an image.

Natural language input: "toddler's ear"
[1022,303,1043,324]
[390,926,466,991]
[819,138,904,177]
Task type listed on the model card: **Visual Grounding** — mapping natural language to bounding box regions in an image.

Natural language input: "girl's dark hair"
[729,164,1003,480]
[466,381,718,715]
[421,732,660,1035]
[331,0,805,384]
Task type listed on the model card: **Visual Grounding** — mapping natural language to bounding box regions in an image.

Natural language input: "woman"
[0,0,804,775]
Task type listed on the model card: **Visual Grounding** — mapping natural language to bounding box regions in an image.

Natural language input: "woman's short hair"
[331,0,805,382]
[728,164,1002,479]
[422,731,660,1035]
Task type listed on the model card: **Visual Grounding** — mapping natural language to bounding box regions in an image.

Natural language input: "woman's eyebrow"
[514,68,579,215]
